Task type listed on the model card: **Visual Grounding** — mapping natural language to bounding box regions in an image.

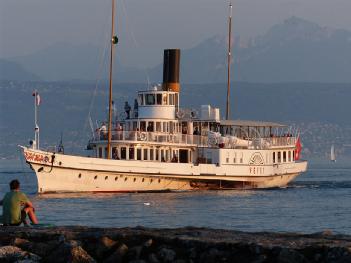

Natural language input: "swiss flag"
[295,136,302,160]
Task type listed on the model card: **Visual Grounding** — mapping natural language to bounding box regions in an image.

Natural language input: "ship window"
[175,93,179,106]
[125,177,128,181]
[138,94,144,105]
[150,149,154,160]
[143,149,148,160]
[155,149,159,161]
[104,147,108,158]
[105,176,108,180]
[283,151,287,162]
[140,121,146,132]
[142,178,145,182]
[147,121,154,132]
[137,148,142,160]
[94,175,98,180]
[121,147,126,160]
[169,94,174,105]
[158,179,161,183]
[273,152,276,163]
[226,158,229,163]
[163,122,167,132]
[78,173,82,178]
[129,147,135,160]
[133,122,137,131]
[98,148,103,158]
[293,150,295,161]
[112,147,118,160]
[156,122,161,132]
[150,179,153,183]
[278,152,281,163]
[157,94,162,105]
[115,176,118,181]
[163,94,168,105]
[134,178,136,182]
[146,94,155,105]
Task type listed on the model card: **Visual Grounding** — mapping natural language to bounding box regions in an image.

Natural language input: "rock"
[277,248,308,263]
[143,238,153,248]
[157,247,176,263]
[44,241,95,263]
[148,253,160,263]
[0,245,41,262]
[126,246,143,261]
[87,236,117,260]
[103,243,128,263]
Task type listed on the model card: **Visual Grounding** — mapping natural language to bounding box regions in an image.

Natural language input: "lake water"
[1,157,350,234]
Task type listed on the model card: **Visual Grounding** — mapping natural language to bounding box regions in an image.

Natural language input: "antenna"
[225,1,233,120]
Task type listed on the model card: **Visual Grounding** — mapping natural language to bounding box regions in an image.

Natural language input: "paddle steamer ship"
[21,2,307,193]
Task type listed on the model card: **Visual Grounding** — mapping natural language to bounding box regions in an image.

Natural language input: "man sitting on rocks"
[0,179,39,226]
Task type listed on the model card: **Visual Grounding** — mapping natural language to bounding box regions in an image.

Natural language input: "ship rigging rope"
[120,0,151,86]
[78,9,111,149]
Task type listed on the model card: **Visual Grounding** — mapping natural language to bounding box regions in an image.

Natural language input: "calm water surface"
[1,158,350,234]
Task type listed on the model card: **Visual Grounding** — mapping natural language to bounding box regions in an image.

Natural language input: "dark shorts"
[3,222,21,226]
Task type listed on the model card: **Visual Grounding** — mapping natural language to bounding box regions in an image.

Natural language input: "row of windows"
[138,93,179,106]
[126,121,182,133]
[98,146,191,163]
[273,150,295,163]
[78,173,162,183]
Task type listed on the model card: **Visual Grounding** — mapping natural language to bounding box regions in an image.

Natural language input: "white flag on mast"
[32,91,41,106]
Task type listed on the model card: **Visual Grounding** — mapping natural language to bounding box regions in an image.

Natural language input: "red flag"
[295,136,302,160]
[32,91,41,106]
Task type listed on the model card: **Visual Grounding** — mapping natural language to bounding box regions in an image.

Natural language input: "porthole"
[105,176,108,180]
[133,178,136,182]
[158,179,161,183]
[115,177,118,181]
[150,179,153,183]
[142,178,145,182]
[124,177,128,181]
[94,175,98,180]
[78,173,82,178]
[59,162,62,165]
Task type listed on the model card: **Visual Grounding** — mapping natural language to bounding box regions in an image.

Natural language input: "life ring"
[176,110,185,119]
[139,132,147,141]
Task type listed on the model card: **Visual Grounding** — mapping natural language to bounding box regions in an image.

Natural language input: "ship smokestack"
[162,49,180,92]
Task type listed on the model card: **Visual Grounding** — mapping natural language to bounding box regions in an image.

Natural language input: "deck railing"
[91,131,296,149]
[93,130,209,147]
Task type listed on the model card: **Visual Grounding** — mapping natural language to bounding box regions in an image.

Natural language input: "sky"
[1,0,351,68]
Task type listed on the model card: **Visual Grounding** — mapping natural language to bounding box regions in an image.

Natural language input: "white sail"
[330,145,336,162]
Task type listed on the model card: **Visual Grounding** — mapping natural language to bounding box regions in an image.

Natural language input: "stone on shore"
[0,226,351,262]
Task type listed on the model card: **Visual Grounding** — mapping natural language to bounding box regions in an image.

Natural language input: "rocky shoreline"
[0,226,350,262]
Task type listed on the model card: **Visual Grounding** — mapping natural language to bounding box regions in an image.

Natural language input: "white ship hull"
[22,147,307,193]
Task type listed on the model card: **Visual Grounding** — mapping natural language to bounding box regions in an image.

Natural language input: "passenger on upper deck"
[124,101,131,119]
[193,127,200,135]
[99,123,107,139]
[133,99,138,118]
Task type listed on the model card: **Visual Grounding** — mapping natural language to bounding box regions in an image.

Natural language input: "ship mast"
[225,1,233,120]
[107,0,118,159]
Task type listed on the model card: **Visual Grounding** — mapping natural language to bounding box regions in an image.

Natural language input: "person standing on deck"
[0,180,39,226]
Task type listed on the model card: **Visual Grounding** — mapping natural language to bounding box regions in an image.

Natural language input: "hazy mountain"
[0,59,39,81]
[4,17,351,83]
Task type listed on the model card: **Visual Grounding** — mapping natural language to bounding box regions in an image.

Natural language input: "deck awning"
[220,120,287,128]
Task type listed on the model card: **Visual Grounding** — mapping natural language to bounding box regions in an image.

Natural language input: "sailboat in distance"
[330,145,336,162]
[20,1,308,193]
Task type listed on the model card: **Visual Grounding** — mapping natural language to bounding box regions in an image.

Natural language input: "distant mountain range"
[1,17,351,83]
